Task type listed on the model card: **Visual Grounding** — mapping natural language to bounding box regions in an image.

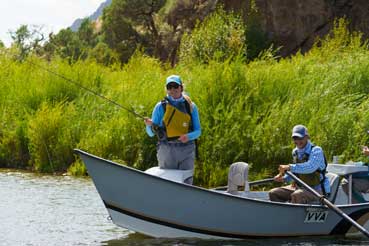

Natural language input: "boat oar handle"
[286,171,369,239]
[249,177,275,186]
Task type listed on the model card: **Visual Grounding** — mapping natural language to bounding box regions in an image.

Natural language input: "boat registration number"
[304,208,328,223]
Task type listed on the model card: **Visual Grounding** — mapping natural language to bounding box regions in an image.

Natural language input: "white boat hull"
[108,209,228,239]
[75,149,369,239]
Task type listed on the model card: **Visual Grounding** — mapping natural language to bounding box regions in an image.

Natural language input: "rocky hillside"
[70,0,112,31]
[222,0,369,56]
[67,0,369,59]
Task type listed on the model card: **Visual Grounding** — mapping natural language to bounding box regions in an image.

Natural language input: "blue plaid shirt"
[285,140,330,193]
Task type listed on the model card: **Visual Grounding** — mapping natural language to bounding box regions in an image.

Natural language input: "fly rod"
[2,51,145,119]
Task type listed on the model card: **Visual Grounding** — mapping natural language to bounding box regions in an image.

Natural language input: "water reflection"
[104,233,369,246]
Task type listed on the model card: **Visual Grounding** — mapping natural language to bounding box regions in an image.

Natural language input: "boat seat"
[144,166,193,183]
[226,162,250,194]
[326,172,340,203]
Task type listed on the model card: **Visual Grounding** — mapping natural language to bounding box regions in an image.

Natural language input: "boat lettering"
[304,208,328,223]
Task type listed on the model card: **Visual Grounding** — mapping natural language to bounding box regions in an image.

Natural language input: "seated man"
[269,125,330,204]
[341,146,369,203]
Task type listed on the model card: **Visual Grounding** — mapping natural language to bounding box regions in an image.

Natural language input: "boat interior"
[144,162,369,205]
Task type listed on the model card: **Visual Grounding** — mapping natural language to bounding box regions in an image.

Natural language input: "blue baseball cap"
[166,75,182,86]
[292,125,309,138]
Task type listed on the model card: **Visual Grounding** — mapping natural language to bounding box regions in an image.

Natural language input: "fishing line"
[0,49,145,119]
[29,60,146,119]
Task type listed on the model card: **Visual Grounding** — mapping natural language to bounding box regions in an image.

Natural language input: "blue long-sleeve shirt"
[145,95,201,141]
[285,140,330,193]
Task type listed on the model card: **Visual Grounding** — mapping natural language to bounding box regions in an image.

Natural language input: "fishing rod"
[1,50,145,119]
[29,60,146,119]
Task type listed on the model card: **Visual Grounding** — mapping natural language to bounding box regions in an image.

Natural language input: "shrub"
[179,8,246,64]
[27,102,78,172]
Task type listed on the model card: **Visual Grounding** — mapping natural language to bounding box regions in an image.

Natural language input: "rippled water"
[1,169,369,246]
[0,169,128,245]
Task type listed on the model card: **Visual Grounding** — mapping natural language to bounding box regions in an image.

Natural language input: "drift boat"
[75,149,369,239]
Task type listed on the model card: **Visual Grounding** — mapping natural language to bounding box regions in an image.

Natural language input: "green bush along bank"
[1,21,369,187]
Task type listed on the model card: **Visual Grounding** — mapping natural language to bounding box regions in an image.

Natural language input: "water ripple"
[0,169,129,246]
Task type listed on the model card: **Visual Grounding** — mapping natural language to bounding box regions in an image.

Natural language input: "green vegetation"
[1,19,369,188]
[7,2,261,66]
[179,8,247,64]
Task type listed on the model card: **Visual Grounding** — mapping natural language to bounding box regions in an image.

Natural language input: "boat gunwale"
[74,149,369,210]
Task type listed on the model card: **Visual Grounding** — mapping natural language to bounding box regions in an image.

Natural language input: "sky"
[0,0,105,47]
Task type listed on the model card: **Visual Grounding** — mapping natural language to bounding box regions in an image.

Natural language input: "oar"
[213,177,275,191]
[286,170,369,238]
[249,177,275,186]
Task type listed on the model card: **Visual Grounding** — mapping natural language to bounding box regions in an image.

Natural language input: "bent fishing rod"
[26,59,170,140]
[8,54,146,120]
[0,50,147,119]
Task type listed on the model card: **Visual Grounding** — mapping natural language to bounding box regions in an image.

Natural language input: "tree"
[101,0,140,63]
[10,25,45,59]
[89,42,119,65]
[101,0,166,63]
[179,8,247,64]
[117,0,166,50]
[45,28,86,63]
[164,0,217,65]
[42,19,101,63]
[78,18,98,47]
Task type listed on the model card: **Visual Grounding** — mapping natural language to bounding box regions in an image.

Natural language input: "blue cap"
[166,75,182,86]
[292,125,308,138]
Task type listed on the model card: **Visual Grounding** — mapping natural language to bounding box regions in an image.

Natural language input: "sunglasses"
[166,83,180,90]
[292,136,304,141]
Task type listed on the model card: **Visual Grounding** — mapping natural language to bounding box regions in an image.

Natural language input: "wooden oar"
[213,177,275,191]
[286,170,369,238]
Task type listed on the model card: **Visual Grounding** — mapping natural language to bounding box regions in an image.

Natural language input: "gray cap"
[292,125,308,138]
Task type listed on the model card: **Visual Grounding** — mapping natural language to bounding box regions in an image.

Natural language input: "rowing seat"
[226,162,250,195]
[326,172,340,203]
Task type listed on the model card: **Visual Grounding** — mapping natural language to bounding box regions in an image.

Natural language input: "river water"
[1,169,369,246]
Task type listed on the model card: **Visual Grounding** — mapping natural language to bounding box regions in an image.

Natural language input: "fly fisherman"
[144,75,201,184]
[269,125,330,203]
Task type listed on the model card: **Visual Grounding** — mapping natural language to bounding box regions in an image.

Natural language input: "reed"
[1,20,369,187]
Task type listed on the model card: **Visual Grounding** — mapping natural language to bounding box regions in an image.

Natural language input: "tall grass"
[1,20,369,187]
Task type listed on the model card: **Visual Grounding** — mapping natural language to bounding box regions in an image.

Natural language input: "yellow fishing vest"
[162,96,192,139]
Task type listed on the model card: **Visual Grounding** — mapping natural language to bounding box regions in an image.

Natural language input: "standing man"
[269,125,330,204]
[144,75,201,184]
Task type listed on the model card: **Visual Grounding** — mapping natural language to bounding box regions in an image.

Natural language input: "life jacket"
[161,95,193,140]
[292,145,327,195]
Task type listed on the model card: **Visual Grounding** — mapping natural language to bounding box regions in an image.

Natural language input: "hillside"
[67,0,369,61]
[222,0,369,56]
[70,0,112,31]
